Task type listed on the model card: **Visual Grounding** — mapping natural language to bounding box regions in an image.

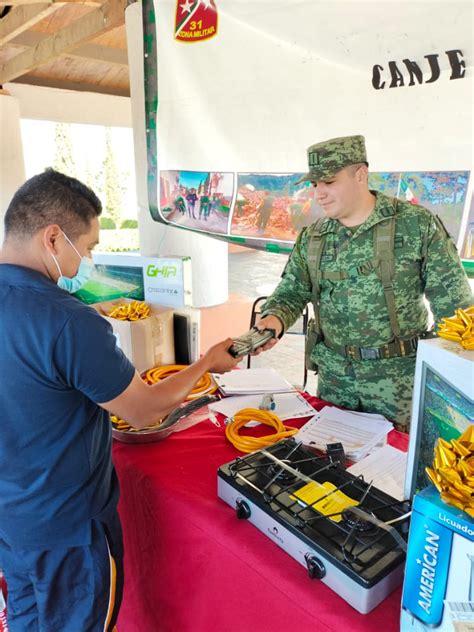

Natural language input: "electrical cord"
[143,365,218,399]
[225,408,298,453]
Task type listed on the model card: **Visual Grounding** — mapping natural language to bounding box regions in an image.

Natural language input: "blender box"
[401,485,474,631]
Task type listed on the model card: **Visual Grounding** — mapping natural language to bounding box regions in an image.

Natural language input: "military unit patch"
[175,0,218,43]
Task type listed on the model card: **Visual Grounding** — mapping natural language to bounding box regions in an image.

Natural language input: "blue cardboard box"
[401,485,474,631]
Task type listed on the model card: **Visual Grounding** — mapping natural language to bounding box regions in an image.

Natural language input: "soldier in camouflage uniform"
[258,135,472,430]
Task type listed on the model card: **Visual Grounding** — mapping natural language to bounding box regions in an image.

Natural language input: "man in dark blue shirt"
[0,170,238,631]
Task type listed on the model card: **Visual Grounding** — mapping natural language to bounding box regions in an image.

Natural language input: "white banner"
[145,0,472,250]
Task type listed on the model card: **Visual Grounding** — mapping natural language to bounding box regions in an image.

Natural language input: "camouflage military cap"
[295,135,367,184]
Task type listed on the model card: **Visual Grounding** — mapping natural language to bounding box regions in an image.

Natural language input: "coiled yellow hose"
[143,365,218,400]
[225,408,298,453]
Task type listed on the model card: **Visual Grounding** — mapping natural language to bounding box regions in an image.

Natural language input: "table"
[113,396,409,632]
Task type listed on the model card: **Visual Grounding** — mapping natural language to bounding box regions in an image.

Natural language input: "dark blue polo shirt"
[0,264,135,549]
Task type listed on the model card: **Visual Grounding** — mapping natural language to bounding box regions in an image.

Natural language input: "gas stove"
[217,438,411,614]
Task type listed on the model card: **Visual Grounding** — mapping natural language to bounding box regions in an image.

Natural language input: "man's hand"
[254,315,283,353]
[203,338,240,373]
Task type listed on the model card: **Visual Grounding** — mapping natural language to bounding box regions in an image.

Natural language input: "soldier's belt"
[323,336,419,361]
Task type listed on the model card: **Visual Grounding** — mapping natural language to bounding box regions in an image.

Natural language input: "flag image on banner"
[175,0,218,43]
[400,179,419,205]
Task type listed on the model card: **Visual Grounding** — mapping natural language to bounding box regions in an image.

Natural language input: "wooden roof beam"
[0,0,126,83]
[12,73,130,97]
[10,31,128,66]
[0,3,58,45]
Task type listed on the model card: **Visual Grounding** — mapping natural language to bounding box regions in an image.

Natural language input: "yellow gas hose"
[225,408,298,453]
[143,365,218,400]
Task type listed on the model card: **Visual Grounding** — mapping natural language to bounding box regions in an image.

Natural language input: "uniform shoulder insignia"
[378,194,398,218]
[309,216,333,235]
[379,206,394,218]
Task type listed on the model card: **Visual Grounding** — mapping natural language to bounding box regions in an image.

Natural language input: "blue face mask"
[51,232,94,293]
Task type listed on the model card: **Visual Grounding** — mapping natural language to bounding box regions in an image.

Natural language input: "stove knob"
[235,499,251,520]
[304,553,326,580]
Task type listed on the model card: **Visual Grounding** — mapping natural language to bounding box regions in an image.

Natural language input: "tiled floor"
[228,249,318,394]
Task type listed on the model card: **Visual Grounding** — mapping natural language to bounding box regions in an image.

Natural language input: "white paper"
[208,391,316,421]
[347,445,408,501]
[296,406,393,461]
[212,368,295,395]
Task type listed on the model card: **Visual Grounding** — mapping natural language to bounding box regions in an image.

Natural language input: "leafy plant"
[100,217,116,230]
[120,219,138,229]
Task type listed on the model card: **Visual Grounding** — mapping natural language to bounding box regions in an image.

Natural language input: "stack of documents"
[296,406,393,461]
[347,445,408,500]
[208,391,316,421]
[212,368,295,396]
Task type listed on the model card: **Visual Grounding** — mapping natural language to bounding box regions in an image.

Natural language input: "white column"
[0,89,26,245]
[125,2,228,308]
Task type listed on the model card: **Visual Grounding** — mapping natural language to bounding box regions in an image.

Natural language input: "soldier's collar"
[371,190,397,219]
[351,191,397,235]
[318,217,337,234]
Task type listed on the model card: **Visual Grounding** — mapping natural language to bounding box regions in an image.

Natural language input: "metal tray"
[111,394,219,444]
[112,424,174,444]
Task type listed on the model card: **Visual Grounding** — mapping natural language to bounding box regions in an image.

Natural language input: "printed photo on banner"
[157,169,470,257]
[230,173,321,241]
[160,170,233,235]
[396,171,470,243]
[460,191,474,259]
[231,172,401,242]
[368,172,400,198]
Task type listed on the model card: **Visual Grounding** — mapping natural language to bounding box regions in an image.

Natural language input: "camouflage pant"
[313,343,416,431]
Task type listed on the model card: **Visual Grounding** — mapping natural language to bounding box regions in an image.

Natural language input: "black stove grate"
[224,438,411,583]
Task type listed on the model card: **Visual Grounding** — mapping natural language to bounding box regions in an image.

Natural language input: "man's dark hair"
[4,168,102,239]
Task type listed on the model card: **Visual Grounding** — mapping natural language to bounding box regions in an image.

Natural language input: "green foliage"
[52,123,76,178]
[100,216,116,229]
[120,219,138,229]
[52,124,137,235]
[102,128,123,227]
[85,160,103,200]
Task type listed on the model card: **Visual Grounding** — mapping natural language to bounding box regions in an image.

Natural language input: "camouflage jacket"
[262,191,472,349]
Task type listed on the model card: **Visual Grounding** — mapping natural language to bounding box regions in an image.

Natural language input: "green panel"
[462,259,474,278]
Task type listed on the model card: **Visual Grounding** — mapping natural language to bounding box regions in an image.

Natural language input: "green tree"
[102,128,123,227]
[100,217,116,230]
[85,160,103,200]
[52,122,76,177]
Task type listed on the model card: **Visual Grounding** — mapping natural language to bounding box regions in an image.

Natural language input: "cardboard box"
[75,253,193,308]
[75,253,145,305]
[92,298,175,373]
[142,256,193,308]
[401,485,474,631]
[405,337,474,500]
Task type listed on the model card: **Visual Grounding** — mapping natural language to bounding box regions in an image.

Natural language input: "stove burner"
[218,438,411,613]
[267,460,298,484]
[341,508,380,536]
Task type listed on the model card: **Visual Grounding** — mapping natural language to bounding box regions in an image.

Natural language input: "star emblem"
[201,0,213,8]
[180,0,193,13]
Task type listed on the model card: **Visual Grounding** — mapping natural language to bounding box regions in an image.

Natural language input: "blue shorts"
[0,512,123,632]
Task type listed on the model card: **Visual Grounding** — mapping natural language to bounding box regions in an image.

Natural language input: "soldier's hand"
[253,315,283,353]
[203,338,240,373]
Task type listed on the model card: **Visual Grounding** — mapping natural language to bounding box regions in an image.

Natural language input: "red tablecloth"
[113,396,408,632]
